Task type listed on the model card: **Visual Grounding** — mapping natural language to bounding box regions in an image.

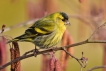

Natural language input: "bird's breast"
[33,29,64,49]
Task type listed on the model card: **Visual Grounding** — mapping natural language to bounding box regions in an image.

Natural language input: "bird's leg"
[33,45,39,57]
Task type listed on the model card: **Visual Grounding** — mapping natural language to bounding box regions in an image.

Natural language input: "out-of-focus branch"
[0,19,38,33]
[69,14,94,30]
[69,14,91,24]
[0,14,91,33]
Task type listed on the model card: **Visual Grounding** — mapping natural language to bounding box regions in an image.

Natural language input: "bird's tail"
[7,34,26,43]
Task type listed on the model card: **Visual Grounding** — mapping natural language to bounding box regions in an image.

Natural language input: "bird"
[7,12,70,49]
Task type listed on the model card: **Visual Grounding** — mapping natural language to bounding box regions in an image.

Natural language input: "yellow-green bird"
[8,12,70,49]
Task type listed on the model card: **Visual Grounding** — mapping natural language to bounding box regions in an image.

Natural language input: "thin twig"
[87,66,106,71]
[88,40,106,43]
[61,47,79,59]
[88,22,106,40]
[62,47,84,67]
[62,47,88,68]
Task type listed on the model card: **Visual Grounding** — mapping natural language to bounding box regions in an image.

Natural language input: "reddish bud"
[60,30,74,70]
[49,56,55,71]
[41,55,49,71]
[2,25,6,29]
[1,24,6,33]
[55,59,62,71]
[47,54,62,71]
[10,41,21,71]
[0,36,7,71]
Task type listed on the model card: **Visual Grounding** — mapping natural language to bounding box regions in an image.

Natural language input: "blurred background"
[0,0,106,71]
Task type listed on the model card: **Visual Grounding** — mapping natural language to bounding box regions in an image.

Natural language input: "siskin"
[8,12,70,49]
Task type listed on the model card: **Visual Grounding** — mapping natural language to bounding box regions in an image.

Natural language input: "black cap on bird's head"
[60,12,70,25]
[61,12,68,21]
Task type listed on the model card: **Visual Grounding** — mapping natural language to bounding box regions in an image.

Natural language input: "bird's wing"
[23,19,55,38]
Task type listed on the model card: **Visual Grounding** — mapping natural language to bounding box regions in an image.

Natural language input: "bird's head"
[59,12,70,25]
[49,12,70,25]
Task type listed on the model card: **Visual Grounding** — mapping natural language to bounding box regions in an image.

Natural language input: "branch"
[0,38,106,70]
[0,22,106,70]
[0,40,85,70]
[87,66,106,71]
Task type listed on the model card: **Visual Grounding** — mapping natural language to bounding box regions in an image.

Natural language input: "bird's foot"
[33,48,39,57]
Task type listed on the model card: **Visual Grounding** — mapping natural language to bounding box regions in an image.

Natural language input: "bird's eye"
[62,19,65,21]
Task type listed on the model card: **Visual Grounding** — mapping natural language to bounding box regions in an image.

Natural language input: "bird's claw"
[33,49,39,57]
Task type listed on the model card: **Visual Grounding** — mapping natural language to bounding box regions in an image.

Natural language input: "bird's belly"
[33,32,63,49]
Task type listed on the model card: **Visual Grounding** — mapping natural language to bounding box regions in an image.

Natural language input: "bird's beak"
[64,20,70,25]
